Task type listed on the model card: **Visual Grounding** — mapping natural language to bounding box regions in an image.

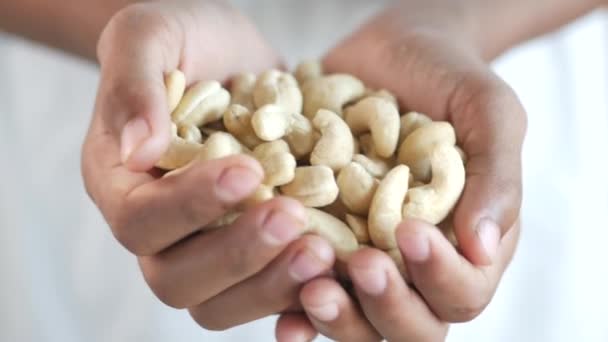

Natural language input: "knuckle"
[439,292,490,322]
[107,207,155,256]
[140,256,188,309]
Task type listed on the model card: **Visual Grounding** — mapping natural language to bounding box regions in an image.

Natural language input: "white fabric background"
[0,1,606,341]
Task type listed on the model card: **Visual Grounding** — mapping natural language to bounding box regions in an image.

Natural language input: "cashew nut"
[252,140,296,187]
[165,70,186,113]
[369,165,410,250]
[251,104,315,159]
[345,214,370,244]
[305,208,358,261]
[363,88,398,109]
[310,109,354,171]
[280,166,338,207]
[253,70,302,115]
[344,97,400,158]
[196,132,249,162]
[172,81,231,128]
[337,162,378,216]
[223,104,263,149]
[402,144,465,225]
[352,154,391,178]
[156,123,204,170]
[302,74,365,118]
[240,184,276,209]
[397,121,456,182]
[177,124,202,144]
[230,72,257,111]
[399,111,432,144]
[294,60,323,86]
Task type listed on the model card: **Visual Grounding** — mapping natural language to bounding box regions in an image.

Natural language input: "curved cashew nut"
[165,70,186,113]
[337,162,378,215]
[399,111,432,144]
[156,123,204,170]
[345,97,400,158]
[223,104,263,149]
[253,70,303,115]
[294,60,323,86]
[251,104,315,159]
[363,88,398,109]
[345,214,370,244]
[305,208,358,261]
[252,140,296,187]
[177,124,202,144]
[196,132,249,162]
[310,109,354,171]
[369,165,410,250]
[280,165,338,207]
[302,74,365,118]
[352,154,391,178]
[402,144,465,225]
[172,81,231,127]
[397,121,456,182]
[240,184,276,209]
[230,72,257,111]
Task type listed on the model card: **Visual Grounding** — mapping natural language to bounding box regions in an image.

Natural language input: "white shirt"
[0,1,607,341]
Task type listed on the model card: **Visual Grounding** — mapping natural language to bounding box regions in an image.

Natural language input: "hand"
[276,1,526,340]
[82,1,335,330]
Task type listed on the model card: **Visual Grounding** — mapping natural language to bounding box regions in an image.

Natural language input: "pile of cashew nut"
[159,62,466,281]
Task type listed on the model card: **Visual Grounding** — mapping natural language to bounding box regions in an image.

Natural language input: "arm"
[0,0,145,60]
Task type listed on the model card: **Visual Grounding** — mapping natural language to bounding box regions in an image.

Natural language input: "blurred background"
[0,1,607,341]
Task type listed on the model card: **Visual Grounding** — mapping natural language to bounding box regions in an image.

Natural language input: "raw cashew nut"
[165,70,186,112]
[223,104,263,149]
[241,184,276,209]
[252,140,296,187]
[369,165,410,250]
[302,74,365,118]
[172,81,231,127]
[253,70,302,115]
[196,132,249,162]
[363,88,398,109]
[230,72,257,111]
[177,124,202,144]
[402,144,465,225]
[345,97,400,158]
[397,121,456,182]
[305,208,358,261]
[156,123,204,170]
[280,166,338,207]
[310,109,354,171]
[345,214,370,244]
[352,154,391,178]
[294,60,323,86]
[251,104,315,158]
[399,112,432,144]
[337,162,378,215]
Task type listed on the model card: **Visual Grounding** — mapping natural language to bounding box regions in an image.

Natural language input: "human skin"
[0,0,605,340]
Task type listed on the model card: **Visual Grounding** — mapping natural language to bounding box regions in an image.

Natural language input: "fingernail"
[399,231,430,263]
[261,210,305,245]
[306,302,339,322]
[350,266,387,296]
[289,240,333,282]
[477,218,500,262]
[121,117,150,164]
[216,167,262,202]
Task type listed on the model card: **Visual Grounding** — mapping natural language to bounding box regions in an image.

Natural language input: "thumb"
[96,6,181,172]
[450,72,527,266]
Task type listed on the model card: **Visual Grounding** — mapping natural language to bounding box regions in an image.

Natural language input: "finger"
[300,278,382,342]
[448,71,527,265]
[275,313,318,342]
[189,235,334,331]
[396,218,520,322]
[92,155,264,256]
[348,248,449,342]
[138,197,306,309]
[97,4,184,171]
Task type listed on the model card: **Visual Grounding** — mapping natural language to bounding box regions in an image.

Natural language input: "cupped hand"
[82,1,334,330]
[277,1,526,340]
